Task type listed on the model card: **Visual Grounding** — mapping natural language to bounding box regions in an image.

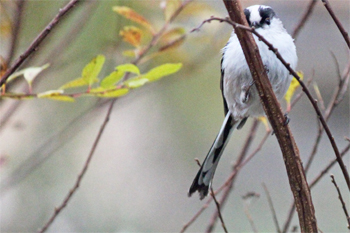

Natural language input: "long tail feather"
[188,112,239,199]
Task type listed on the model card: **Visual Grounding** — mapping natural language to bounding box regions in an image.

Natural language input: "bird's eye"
[265,17,270,25]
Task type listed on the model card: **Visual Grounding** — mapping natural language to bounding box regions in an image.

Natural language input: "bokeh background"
[1,0,349,232]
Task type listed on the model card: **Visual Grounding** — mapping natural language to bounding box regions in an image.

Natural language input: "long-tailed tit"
[189,5,298,200]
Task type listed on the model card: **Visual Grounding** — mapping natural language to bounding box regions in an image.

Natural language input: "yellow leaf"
[115,63,140,75]
[42,95,75,102]
[60,77,88,89]
[125,77,149,88]
[285,71,303,111]
[122,50,137,57]
[120,26,143,47]
[37,90,74,102]
[89,87,107,93]
[100,70,124,88]
[113,6,155,33]
[82,55,105,86]
[143,63,182,82]
[95,88,129,98]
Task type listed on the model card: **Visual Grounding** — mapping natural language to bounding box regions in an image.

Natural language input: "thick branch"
[222,1,317,232]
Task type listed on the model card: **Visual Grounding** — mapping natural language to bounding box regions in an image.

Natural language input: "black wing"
[220,56,229,116]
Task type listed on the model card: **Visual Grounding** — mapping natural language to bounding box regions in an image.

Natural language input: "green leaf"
[143,63,182,82]
[94,88,129,97]
[60,77,89,89]
[82,55,105,86]
[115,63,140,75]
[125,77,149,88]
[100,70,124,88]
[37,90,75,102]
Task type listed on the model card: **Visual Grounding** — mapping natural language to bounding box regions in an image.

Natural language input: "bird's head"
[244,5,277,29]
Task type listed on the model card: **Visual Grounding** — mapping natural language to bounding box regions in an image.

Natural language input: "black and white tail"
[188,112,239,199]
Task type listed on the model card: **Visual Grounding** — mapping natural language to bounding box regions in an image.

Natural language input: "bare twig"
[6,0,26,63]
[330,175,350,229]
[242,193,259,233]
[0,0,81,87]
[292,0,317,39]
[321,0,350,48]
[262,183,282,233]
[39,98,116,233]
[210,187,228,233]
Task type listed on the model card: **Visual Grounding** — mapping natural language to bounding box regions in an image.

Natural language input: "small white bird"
[189,5,298,200]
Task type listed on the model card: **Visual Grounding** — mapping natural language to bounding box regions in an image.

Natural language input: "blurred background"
[0,0,349,232]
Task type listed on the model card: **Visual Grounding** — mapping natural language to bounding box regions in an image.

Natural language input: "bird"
[188,5,298,200]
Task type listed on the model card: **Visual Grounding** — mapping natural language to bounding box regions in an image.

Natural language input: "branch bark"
[222,1,317,232]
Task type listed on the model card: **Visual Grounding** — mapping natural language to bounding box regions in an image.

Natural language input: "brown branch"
[210,187,228,233]
[39,98,117,233]
[292,0,317,39]
[282,140,350,233]
[321,0,350,48]
[0,0,81,87]
[262,183,282,233]
[330,175,350,229]
[221,1,318,231]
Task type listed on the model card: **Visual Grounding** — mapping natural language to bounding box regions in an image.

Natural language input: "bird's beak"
[251,22,260,28]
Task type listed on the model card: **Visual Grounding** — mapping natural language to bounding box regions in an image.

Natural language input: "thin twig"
[292,0,317,39]
[0,0,81,87]
[6,0,25,63]
[210,187,228,233]
[330,175,350,229]
[243,194,259,233]
[321,0,350,48]
[262,183,282,233]
[39,98,116,233]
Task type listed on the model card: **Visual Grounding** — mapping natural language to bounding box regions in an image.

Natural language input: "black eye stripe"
[258,6,275,25]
